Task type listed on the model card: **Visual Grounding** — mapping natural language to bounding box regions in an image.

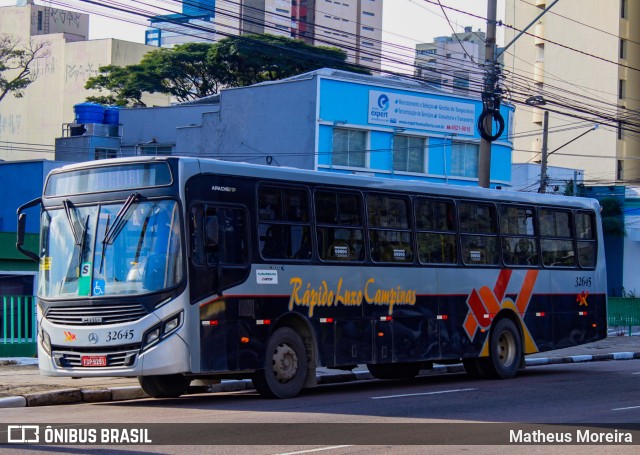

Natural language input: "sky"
[0,0,505,54]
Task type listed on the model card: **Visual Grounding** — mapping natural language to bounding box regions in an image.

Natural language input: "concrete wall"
[0,4,171,161]
[176,77,318,169]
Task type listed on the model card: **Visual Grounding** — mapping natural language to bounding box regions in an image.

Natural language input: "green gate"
[608,297,640,336]
[0,295,37,357]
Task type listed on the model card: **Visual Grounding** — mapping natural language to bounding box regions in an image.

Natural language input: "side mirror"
[204,215,219,247]
[16,198,41,262]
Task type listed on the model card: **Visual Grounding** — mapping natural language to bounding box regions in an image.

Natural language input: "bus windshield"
[39,199,183,299]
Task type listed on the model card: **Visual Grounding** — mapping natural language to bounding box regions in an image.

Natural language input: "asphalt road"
[1,359,639,454]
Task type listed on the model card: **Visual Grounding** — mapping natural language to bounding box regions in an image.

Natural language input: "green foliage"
[599,196,625,237]
[209,34,369,87]
[85,64,149,107]
[0,35,50,104]
[84,33,369,105]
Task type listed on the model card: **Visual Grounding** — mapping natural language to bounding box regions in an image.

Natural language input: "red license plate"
[81,355,107,367]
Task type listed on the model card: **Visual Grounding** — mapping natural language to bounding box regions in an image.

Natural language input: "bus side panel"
[201,321,238,372]
[550,271,602,349]
[335,319,373,365]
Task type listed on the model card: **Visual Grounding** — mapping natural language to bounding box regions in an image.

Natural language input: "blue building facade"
[174,69,514,188]
[314,74,513,187]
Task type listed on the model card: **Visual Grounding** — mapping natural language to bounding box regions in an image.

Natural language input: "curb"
[2,352,639,408]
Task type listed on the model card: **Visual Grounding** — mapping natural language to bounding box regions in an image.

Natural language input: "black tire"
[138,374,190,398]
[485,318,523,379]
[367,362,420,380]
[253,327,308,399]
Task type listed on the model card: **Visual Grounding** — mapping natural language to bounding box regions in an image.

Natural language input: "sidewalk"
[1,332,638,408]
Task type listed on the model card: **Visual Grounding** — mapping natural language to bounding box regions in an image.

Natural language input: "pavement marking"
[276,446,353,455]
[371,387,478,400]
[612,405,640,411]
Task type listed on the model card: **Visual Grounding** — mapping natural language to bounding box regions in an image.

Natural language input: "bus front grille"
[51,346,141,368]
[45,304,148,326]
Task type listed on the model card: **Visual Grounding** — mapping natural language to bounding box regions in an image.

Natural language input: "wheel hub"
[272,342,298,383]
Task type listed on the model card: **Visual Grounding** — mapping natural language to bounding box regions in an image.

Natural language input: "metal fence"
[0,295,37,357]
[608,297,640,336]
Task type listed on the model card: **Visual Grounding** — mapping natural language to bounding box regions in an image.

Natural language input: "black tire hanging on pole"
[253,327,308,399]
[484,318,523,379]
[138,374,190,398]
[477,109,506,142]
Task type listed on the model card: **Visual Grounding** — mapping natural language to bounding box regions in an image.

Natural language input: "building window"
[37,11,43,31]
[94,148,118,160]
[362,26,374,31]
[619,79,626,99]
[450,142,479,178]
[393,135,426,173]
[332,128,367,168]
[453,71,470,92]
[139,145,172,156]
[620,39,627,59]
[363,11,375,16]
[617,160,624,180]
[621,0,627,19]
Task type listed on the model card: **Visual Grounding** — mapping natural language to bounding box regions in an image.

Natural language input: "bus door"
[190,202,251,372]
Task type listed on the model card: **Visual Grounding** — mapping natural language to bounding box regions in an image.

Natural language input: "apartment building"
[414,26,486,95]
[145,0,384,70]
[0,1,170,161]
[503,0,640,185]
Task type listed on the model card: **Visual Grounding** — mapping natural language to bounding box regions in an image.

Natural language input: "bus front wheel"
[138,374,190,398]
[253,327,308,399]
[486,318,522,379]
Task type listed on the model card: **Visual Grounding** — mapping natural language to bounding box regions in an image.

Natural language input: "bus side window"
[367,193,413,263]
[459,201,498,265]
[576,211,596,268]
[540,208,575,267]
[315,190,364,262]
[415,198,457,264]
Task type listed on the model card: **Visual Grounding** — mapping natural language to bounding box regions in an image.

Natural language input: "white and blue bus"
[17,157,607,398]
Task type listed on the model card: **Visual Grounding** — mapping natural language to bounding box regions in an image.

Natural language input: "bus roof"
[49,156,600,211]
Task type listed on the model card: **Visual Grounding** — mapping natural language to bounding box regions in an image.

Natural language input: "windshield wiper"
[63,199,82,246]
[103,192,141,245]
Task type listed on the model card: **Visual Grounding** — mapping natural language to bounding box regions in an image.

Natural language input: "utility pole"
[478,0,498,189]
[477,0,561,189]
[537,110,549,193]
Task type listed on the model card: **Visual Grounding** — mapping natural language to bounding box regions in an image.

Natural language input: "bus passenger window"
[576,211,596,268]
[459,201,498,265]
[540,208,575,267]
[415,198,457,264]
[315,190,364,262]
[259,185,312,261]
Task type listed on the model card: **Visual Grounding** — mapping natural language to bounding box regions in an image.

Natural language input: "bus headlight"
[144,326,162,348]
[141,311,183,352]
[163,313,181,335]
[40,329,51,356]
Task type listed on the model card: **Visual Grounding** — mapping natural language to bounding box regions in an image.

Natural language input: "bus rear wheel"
[138,374,190,398]
[485,318,522,379]
[253,327,308,399]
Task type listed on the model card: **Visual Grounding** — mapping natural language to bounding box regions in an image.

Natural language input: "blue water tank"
[74,102,105,124]
[103,106,120,125]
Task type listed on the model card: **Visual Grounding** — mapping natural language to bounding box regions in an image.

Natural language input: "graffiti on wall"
[66,63,100,83]
[0,114,23,136]
[30,8,83,30]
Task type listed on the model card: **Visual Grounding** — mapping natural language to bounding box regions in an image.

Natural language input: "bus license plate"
[81,355,107,367]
